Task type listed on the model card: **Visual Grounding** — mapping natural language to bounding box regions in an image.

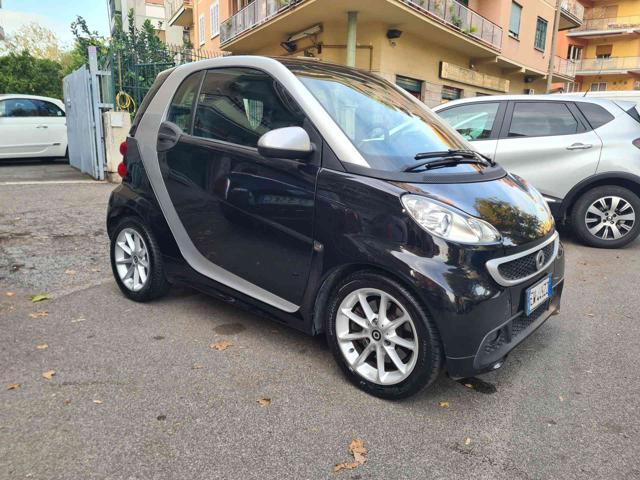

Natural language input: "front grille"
[481,303,549,355]
[497,242,555,281]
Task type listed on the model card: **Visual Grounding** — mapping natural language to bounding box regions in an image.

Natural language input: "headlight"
[401,194,501,244]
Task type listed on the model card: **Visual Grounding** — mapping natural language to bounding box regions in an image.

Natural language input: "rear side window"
[193,67,304,148]
[575,102,614,129]
[33,100,65,117]
[130,67,175,136]
[0,98,40,117]
[624,105,640,124]
[167,71,203,133]
[508,102,579,137]
[438,102,500,140]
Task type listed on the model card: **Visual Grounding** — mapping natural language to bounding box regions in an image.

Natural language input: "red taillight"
[117,161,127,178]
[119,141,128,156]
[633,138,640,149]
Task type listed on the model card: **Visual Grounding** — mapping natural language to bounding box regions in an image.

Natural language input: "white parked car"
[0,94,68,160]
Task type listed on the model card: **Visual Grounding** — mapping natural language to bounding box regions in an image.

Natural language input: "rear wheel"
[110,217,170,301]
[326,271,442,399]
[572,186,640,248]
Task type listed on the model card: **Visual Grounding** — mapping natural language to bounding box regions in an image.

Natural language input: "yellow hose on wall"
[115,91,136,115]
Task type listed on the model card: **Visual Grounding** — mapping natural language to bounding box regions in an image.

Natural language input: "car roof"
[432,94,621,110]
[0,94,63,103]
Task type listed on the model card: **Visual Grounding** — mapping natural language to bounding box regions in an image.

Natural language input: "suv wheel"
[572,186,640,248]
[110,217,170,301]
[326,271,442,399]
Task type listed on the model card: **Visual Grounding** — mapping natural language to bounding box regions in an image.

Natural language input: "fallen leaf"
[64,399,71,405]
[93,399,102,404]
[42,370,56,380]
[31,294,51,303]
[439,401,450,409]
[36,343,48,350]
[464,437,472,446]
[192,363,204,370]
[257,398,271,407]
[64,269,77,275]
[7,383,21,390]
[210,340,233,351]
[5,292,16,297]
[29,311,48,318]
[334,439,367,473]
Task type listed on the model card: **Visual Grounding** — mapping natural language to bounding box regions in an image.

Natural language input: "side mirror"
[257,126,314,160]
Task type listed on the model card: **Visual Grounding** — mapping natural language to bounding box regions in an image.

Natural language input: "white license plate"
[525,275,552,316]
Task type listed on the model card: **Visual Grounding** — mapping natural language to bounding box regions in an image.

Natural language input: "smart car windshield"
[285,61,469,171]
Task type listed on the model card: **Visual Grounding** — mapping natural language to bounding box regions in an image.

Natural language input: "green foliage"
[0,51,64,98]
[67,16,109,74]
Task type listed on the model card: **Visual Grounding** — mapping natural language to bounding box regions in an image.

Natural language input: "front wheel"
[326,271,442,399]
[571,186,640,248]
[110,217,170,302]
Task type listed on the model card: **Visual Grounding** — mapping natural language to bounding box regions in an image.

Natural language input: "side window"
[34,100,65,117]
[438,102,500,141]
[508,102,579,138]
[0,98,40,117]
[193,68,304,147]
[575,102,614,130]
[167,71,203,133]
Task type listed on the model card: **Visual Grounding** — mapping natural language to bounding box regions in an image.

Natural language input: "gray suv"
[434,95,640,248]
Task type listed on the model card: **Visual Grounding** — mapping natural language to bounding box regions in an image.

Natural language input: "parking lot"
[1,161,639,480]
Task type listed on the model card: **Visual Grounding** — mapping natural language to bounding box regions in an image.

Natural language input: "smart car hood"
[396,173,555,247]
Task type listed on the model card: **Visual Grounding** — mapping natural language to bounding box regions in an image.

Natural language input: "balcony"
[559,0,584,31]
[220,0,502,52]
[567,15,640,38]
[575,56,640,75]
[168,0,193,27]
[553,56,577,80]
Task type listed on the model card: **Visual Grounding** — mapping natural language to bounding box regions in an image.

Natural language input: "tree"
[0,51,64,98]
[0,22,64,61]
[65,16,109,74]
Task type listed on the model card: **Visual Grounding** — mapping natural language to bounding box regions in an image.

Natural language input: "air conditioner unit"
[524,88,535,95]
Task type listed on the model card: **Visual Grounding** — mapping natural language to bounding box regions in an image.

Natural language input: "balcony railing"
[403,0,502,50]
[554,56,577,78]
[560,0,584,23]
[576,56,640,73]
[574,15,640,32]
[168,0,193,21]
[220,0,503,51]
[221,0,297,44]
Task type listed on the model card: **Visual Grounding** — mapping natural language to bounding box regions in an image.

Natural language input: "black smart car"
[107,57,564,399]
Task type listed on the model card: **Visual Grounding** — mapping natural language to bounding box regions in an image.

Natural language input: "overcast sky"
[0,0,110,47]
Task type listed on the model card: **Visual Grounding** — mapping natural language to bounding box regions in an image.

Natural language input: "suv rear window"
[624,105,640,124]
[575,102,615,129]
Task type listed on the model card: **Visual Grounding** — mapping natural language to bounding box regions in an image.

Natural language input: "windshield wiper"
[405,149,494,172]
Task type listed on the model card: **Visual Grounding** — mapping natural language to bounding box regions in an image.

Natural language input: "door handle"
[36,125,49,129]
[157,121,183,152]
[566,143,592,150]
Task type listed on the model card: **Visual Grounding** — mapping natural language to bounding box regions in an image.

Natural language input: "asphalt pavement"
[1,161,638,480]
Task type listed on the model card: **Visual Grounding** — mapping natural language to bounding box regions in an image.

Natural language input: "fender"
[558,171,640,220]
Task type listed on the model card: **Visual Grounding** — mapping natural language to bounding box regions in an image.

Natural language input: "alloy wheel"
[114,228,150,292]
[585,196,636,241]
[336,288,419,385]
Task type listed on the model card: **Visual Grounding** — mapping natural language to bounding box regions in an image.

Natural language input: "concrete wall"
[103,111,132,184]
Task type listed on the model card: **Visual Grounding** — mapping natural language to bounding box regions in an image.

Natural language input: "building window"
[590,82,607,92]
[396,75,423,101]
[198,14,205,45]
[567,45,583,61]
[534,17,547,51]
[595,45,612,59]
[565,82,581,93]
[441,85,463,101]
[509,2,522,39]
[210,1,220,38]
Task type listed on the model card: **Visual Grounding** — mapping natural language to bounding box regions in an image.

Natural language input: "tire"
[571,186,640,249]
[326,271,442,400]
[110,216,170,302]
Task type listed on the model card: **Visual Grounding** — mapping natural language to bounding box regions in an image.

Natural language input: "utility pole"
[546,0,563,93]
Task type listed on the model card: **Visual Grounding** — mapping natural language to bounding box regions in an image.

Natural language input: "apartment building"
[166,0,587,104]
[108,0,187,45]
[562,0,640,92]
[0,0,4,41]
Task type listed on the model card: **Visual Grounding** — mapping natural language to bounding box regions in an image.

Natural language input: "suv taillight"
[633,138,640,149]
